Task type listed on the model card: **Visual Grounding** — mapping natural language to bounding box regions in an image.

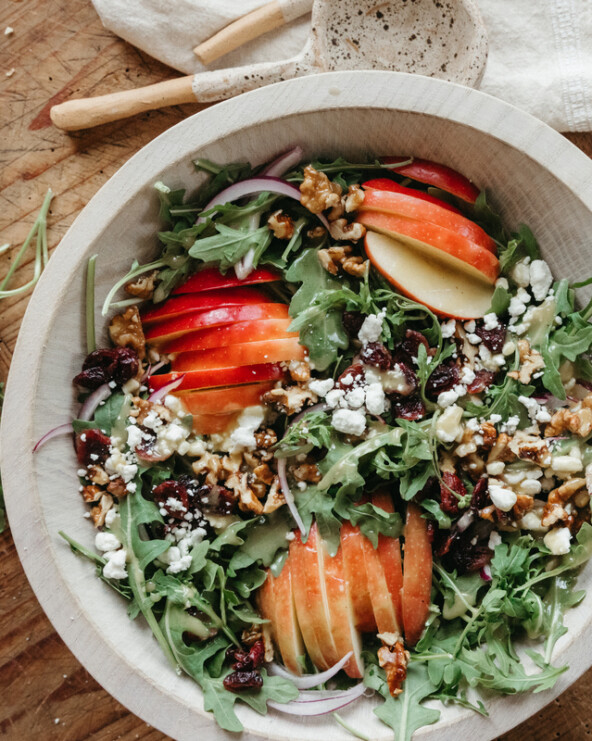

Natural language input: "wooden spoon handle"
[194,0,312,65]
[50,76,196,131]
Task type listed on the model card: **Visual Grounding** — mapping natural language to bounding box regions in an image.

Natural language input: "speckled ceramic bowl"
[3,71,592,741]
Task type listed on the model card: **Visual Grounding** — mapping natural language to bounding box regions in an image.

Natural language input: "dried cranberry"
[248,640,266,669]
[153,479,189,516]
[342,310,365,337]
[75,428,111,466]
[390,394,426,421]
[336,363,366,390]
[223,670,263,693]
[440,472,466,516]
[467,369,496,395]
[426,519,436,544]
[360,342,392,370]
[475,322,506,353]
[470,477,490,510]
[433,529,457,558]
[446,532,492,574]
[74,347,139,389]
[134,428,169,462]
[425,361,460,399]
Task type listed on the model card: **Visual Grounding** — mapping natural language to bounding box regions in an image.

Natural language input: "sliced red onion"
[480,565,492,581]
[287,402,330,428]
[148,374,186,403]
[456,511,473,533]
[79,383,112,421]
[262,146,303,178]
[234,247,255,280]
[197,176,329,230]
[269,651,353,689]
[277,457,307,537]
[267,682,365,716]
[141,360,166,382]
[33,422,73,452]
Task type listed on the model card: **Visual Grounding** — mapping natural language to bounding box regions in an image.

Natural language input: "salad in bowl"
[53,146,592,739]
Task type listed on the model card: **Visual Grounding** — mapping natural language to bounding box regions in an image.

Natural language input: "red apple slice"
[340,522,376,632]
[371,490,404,631]
[161,318,295,354]
[362,178,463,214]
[177,382,275,415]
[172,266,280,295]
[381,157,480,203]
[364,231,495,320]
[402,503,433,646]
[145,303,290,343]
[171,337,305,372]
[289,529,333,670]
[319,539,364,678]
[359,526,401,635]
[141,287,271,325]
[148,363,285,392]
[358,211,499,284]
[191,411,240,435]
[360,188,495,253]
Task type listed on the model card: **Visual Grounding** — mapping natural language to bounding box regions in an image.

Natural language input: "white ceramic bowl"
[3,71,592,741]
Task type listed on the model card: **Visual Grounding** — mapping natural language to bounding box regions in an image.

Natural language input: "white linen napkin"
[92,0,592,132]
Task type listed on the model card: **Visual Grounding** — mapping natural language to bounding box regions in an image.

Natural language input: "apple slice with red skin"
[162,318,295,354]
[177,382,275,415]
[358,211,499,284]
[145,303,290,343]
[340,521,376,632]
[172,266,281,295]
[381,157,479,203]
[148,362,284,393]
[371,490,404,631]
[319,539,364,678]
[257,563,305,676]
[363,178,463,215]
[191,411,240,435]
[289,529,334,670]
[171,337,305,372]
[364,231,495,320]
[360,188,496,254]
[141,287,272,325]
[359,525,401,635]
[402,503,433,646]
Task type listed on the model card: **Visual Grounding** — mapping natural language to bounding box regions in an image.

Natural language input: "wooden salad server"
[50,0,487,132]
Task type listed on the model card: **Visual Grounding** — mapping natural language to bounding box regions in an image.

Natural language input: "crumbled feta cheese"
[482,313,499,331]
[489,413,502,425]
[332,408,366,436]
[478,345,506,370]
[163,394,185,415]
[519,478,542,496]
[510,259,531,287]
[229,406,266,453]
[364,383,386,416]
[486,461,505,476]
[326,388,346,409]
[126,424,144,450]
[358,311,385,344]
[488,531,502,550]
[500,415,520,435]
[496,277,509,290]
[308,378,335,397]
[529,259,553,301]
[460,366,476,385]
[437,385,465,408]
[103,548,128,580]
[489,483,517,511]
[142,410,163,430]
[518,395,551,424]
[435,404,464,443]
[508,295,527,318]
[105,508,119,528]
[466,332,482,345]
[185,439,207,456]
[551,454,583,474]
[159,545,192,574]
[464,320,476,333]
[502,340,516,356]
[95,532,121,552]
[104,448,138,483]
[519,508,548,532]
[543,527,572,555]
[440,319,456,338]
[345,387,366,409]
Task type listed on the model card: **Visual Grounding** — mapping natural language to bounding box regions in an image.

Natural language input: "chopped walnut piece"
[292,463,322,483]
[513,493,534,519]
[130,396,172,426]
[90,494,114,527]
[487,433,515,464]
[541,502,568,528]
[288,361,310,384]
[480,422,497,450]
[109,306,146,360]
[377,641,409,697]
[508,430,551,466]
[299,165,342,215]
[87,465,110,486]
[263,385,318,415]
[192,452,223,488]
[318,244,368,277]
[545,400,592,438]
[307,225,326,239]
[125,270,158,300]
[254,428,278,450]
[82,484,103,503]
[267,210,294,239]
[329,218,366,242]
[344,184,365,213]
[107,477,128,498]
[253,463,275,485]
[547,477,586,505]
[227,472,264,514]
[241,625,263,647]
[342,256,367,277]
[263,479,286,514]
[507,340,544,385]
[262,624,275,663]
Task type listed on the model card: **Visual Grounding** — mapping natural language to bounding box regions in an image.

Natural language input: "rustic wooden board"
[1,0,592,738]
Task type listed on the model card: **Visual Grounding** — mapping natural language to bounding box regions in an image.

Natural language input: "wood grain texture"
[0,1,591,739]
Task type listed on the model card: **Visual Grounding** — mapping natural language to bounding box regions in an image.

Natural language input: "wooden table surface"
[2,1,592,739]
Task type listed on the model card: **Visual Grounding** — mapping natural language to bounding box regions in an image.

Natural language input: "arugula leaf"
[499,224,541,274]
[232,508,293,569]
[188,224,273,271]
[344,502,402,548]
[274,408,333,458]
[286,248,350,370]
[93,392,126,436]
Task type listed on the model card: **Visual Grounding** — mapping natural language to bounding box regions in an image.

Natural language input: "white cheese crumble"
[228,405,266,453]
[435,404,464,443]
[508,295,527,318]
[482,313,499,331]
[510,258,531,287]
[486,461,505,476]
[437,385,466,408]
[103,548,128,580]
[331,408,366,436]
[364,383,386,416]
[308,378,335,397]
[358,311,385,344]
[488,531,502,550]
[543,527,572,555]
[95,532,121,552]
[489,483,517,511]
[440,319,456,338]
[551,454,583,474]
[529,259,553,301]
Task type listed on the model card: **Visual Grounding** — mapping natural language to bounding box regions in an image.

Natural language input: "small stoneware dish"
[3,71,592,741]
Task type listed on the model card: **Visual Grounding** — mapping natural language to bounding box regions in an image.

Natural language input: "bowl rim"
[3,69,592,741]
